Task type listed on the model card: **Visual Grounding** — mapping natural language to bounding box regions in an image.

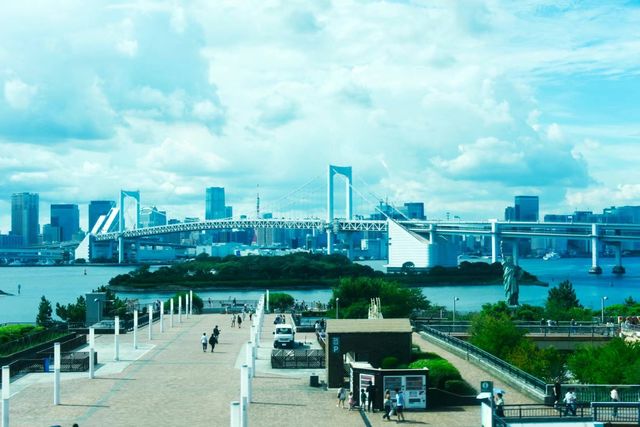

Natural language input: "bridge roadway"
[5,313,540,427]
[92,218,640,243]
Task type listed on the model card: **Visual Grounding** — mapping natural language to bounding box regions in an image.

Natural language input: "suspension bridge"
[78,165,640,274]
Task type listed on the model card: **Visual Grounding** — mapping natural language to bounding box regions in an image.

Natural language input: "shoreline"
[110,278,548,293]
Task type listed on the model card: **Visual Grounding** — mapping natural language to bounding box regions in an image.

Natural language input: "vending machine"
[383,374,427,409]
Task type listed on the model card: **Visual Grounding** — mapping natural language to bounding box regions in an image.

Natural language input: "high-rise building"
[88,200,116,232]
[140,206,167,228]
[205,187,226,220]
[403,202,426,220]
[51,204,80,241]
[11,192,40,246]
[504,206,516,221]
[514,196,539,221]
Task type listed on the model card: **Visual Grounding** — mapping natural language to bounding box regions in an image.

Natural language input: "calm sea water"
[1,258,639,323]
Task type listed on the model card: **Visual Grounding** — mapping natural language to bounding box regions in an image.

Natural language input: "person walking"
[337,386,347,408]
[237,314,242,328]
[231,314,236,327]
[611,387,619,417]
[563,388,577,416]
[213,325,220,341]
[360,388,367,411]
[200,333,208,352]
[495,392,505,417]
[367,382,375,412]
[395,389,405,422]
[208,332,217,352]
[382,389,392,421]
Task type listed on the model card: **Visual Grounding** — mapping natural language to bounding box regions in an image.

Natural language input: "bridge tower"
[326,165,353,254]
[118,190,141,264]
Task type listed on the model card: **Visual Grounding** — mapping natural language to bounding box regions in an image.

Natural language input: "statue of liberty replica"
[501,241,522,306]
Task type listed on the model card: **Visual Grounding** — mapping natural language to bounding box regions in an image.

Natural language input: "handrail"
[416,324,546,393]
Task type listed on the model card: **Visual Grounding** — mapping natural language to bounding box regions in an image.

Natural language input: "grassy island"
[107,253,546,291]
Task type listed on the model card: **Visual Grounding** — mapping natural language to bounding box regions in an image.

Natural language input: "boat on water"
[542,251,561,261]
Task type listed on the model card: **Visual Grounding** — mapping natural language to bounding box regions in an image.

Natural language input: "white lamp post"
[453,297,460,333]
[336,298,340,320]
[601,296,608,323]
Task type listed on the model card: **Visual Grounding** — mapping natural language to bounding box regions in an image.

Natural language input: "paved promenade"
[6,312,246,426]
[4,314,535,426]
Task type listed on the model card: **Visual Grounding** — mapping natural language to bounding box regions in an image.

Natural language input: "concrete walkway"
[3,316,535,426]
[5,313,248,426]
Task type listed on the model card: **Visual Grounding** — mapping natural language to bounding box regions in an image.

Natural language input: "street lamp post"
[601,296,608,323]
[336,298,340,320]
[453,297,460,333]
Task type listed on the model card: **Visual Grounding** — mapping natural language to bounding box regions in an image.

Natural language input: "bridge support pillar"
[490,221,500,264]
[118,236,124,264]
[589,224,602,274]
[612,244,625,274]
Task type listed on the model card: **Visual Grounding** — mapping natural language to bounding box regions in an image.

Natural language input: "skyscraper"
[88,200,115,232]
[51,204,80,241]
[11,192,40,246]
[403,202,426,220]
[514,196,539,221]
[205,187,226,220]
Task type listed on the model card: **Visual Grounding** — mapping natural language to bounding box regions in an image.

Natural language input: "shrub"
[381,356,399,369]
[409,358,461,389]
[444,380,477,396]
[411,350,443,362]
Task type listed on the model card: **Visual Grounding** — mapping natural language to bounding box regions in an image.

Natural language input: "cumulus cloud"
[4,78,37,110]
[0,0,638,230]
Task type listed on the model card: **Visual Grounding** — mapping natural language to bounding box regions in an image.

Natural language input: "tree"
[469,313,525,360]
[330,277,430,319]
[36,296,53,326]
[568,338,640,384]
[56,296,87,323]
[545,280,584,320]
[269,293,294,312]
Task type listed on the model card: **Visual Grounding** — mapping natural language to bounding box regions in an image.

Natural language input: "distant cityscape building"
[11,192,40,246]
[514,196,539,221]
[42,224,61,243]
[50,204,80,241]
[205,187,226,220]
[140,206,167,228]
[89,200,115,232]
[504,206,516,221]
[403,202,426,220]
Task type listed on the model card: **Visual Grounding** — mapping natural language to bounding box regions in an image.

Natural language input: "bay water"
[1,258,638,324]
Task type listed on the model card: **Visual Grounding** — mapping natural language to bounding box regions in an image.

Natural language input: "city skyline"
[1,2,639,231]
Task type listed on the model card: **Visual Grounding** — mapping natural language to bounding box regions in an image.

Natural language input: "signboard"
[331,336,340,354]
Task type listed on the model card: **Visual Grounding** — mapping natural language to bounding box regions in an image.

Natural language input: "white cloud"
[116,39,138,57]
[4,78,37,110]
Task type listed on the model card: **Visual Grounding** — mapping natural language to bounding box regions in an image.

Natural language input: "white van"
[273,324,296,348]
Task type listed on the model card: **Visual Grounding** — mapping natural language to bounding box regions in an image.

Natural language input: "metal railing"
[270,349,325,369]
[0,325,68,356]
[415,320,618,338]
[592,402,640,425]
[416,325,546,395]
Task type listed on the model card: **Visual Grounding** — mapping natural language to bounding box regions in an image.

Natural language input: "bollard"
[133,310,138,349]
[160,301,164,333]
[53,342,61,405]
[241,364,250,406]
[89,328,95,379]
[170,298,174,328]
[189,290,193,316]
[251,345,257,379]
[114,316,120,361]
[178,296,182,323]
[230,401,240,427]
[266,290,269,313]
[148,304,153,340]
[2,365,10,427]
[241,396,248,427]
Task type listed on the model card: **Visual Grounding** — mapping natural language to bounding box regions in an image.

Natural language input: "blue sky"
[1,0,639,230]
